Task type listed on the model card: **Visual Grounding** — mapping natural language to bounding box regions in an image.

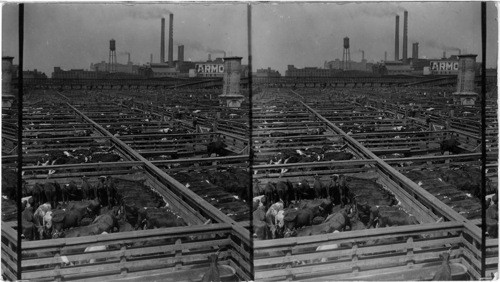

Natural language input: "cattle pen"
[252,88,498,281]
[2,89,252,281]
[1,82,498,281]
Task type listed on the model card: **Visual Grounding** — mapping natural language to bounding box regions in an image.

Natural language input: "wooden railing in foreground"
[1,222,252,281]
[254,221,498,281]
[1,221,18,281]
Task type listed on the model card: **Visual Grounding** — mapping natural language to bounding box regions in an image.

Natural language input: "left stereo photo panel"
[2,3,252,281]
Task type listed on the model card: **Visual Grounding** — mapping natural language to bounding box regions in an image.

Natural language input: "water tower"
[219,57,245,108]
[342,37,351,70]
[108,39,117,73]
[453,54,478,106]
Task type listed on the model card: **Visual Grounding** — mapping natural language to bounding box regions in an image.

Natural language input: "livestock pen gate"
[252,89,498,281]
[1,89,252,281]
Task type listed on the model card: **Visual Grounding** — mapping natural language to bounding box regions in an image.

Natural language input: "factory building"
[52,67,103,79]
[286,65,372,77]
[324,59,373,72]
[90,61,140,75]
[150,65,179,78]
[254,68,281,77]
[384,61,413,75]
[23,69,47,79]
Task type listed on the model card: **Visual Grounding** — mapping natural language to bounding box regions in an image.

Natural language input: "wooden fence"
[254,221,497,281]
[2,221,252,281]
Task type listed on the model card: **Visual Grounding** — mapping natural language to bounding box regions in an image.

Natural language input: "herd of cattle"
[403,165,493,219]
[252,174,416,240]
[265,146,354,172]
[5,171,187,241]
[172,168,251,221]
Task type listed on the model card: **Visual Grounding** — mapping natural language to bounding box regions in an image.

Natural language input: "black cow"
[138,207,187,229]
[296,179,315,200]
[43,182,58,209]
[275,181,288,206]
[207,140,228,157]
[51,208,84,238]
[96,177,108,206]
[313,175,327,199]
[32,183,45,208]
[322,151,353,161]
[440,138,461,155]
[283,208,314,237]
[264,182,277,207]
[81,176,92,200]
[105,176,117,207]
[91,153,121,163]
[253,179,263,196]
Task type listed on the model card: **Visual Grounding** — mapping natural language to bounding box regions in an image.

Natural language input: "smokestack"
[168,14,174,67]
[128,53,131,64]
[361,50,365,61]
[395,15,399,61]
[178,45,184,64]
[208,54,212,61]
[403,11,408,61]
[150,54,153,64]
[161,18,165,63]
[458,49,461,55]
[412,42,419,60]
[443,51,446,59]
[385,51,387,62]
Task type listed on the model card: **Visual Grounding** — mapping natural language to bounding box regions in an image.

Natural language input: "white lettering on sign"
[430,61,459,72]
[195,64,225,73]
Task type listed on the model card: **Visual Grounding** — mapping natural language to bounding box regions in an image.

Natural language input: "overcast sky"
[2,2,498,76]
[2,3,248,75]
[252,2,497,74]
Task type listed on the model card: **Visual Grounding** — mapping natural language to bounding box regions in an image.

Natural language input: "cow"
[440,138,461,155]
[59,223,104,238]
[325,175,340,204]
[90,153,121,163]
[43,182,58,210]
[96,177,108,206]
[299,199,333,219]
[81,176,92,200]
[207,139,228,157]
[323,207,352,232]
[266,202,284,239]
[263,182,277,208]
[138,207,187,230]
[61,181,78,204]
[376,206,419,228]
[51,208,84,239]
[253,219,271,240]
[33,203,52,239]
[313,175,326,199]
[322,151,353,161]
[253,179,263,196]
[283,208,314,237]
[296,179,315,200]
[253,205,267,222]
[105,176,117,207]
[32,183,45,209]
[275,181,288,206]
